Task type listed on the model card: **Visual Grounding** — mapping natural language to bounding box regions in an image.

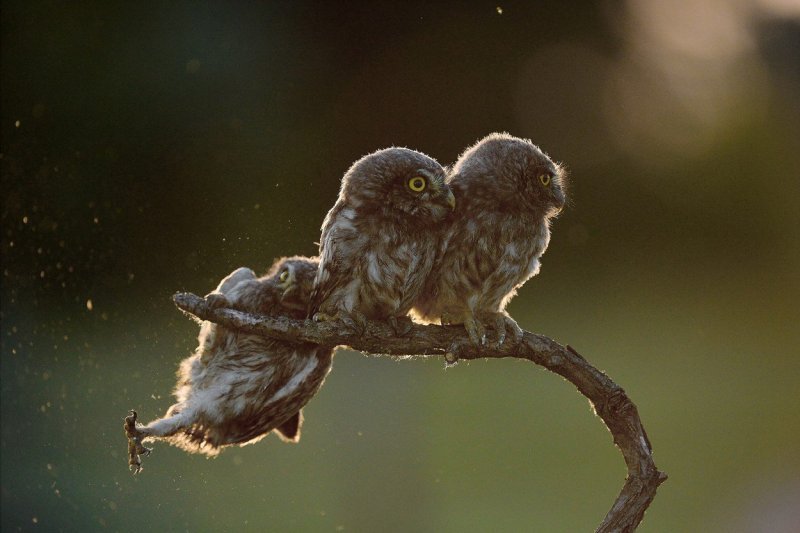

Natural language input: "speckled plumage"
[131,256,332,457]
[309,147,455,333]
[413,133,567,345]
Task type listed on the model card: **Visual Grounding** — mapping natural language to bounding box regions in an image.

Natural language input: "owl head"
[339,147,456,225]
[266,256,320,314]
[453,132,567,218]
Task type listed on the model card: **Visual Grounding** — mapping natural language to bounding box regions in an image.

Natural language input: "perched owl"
[126,256,332,472]
[413,133,567,346]
[308,147,455,335]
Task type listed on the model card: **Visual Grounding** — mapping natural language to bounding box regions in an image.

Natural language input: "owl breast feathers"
[309,147,455,332]
[413,132,567,346]
[132,256,333,457]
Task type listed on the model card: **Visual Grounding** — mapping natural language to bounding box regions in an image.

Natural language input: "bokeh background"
[2,1,799,531]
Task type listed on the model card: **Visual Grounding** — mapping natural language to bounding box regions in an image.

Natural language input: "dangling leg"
[124,405,197,474]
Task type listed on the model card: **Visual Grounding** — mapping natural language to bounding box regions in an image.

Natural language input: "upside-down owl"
[125,256,331,473]
[413,133,567,346]
[308,147,455,334]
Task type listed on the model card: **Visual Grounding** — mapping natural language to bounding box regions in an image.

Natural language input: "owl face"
[267,256,320,314]
[340,147,455,224]
[454,133,567,218]
[520,156,566,218]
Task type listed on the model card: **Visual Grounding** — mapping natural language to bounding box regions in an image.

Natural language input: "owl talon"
[487,313,523,347]
[339,310,368,337]
[494,330,507,347]
[500,313,524,345]
[124,410,152,475]
[312,312,336,322]
[487,313,504,346]
[463,316,486,346]
[440,312,458,326]
[506,319,524,345]
[314,311,365,336]
[388,316,414,337]
[204,291,231,310]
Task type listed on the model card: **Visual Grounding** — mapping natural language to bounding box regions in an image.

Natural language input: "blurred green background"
[2,1,799,531]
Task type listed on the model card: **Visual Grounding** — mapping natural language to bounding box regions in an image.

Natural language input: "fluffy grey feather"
[413,132,568,345]
[130,256,332,458]
[309,147,455,334]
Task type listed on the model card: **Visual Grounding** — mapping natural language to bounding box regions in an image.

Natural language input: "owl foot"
[463,315,487,346]
[124,410,152,475]
[488,313,524,347]
[388,316,414,337]
[340,310,368,336]
[315,310,368,336]
[312,312,336,322]
[204,291,231,310]
[439,312,458,326]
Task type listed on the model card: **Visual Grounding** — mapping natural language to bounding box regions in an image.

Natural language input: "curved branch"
[173,292,667,532]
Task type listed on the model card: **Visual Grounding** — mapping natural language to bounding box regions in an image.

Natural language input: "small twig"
[173,291,666,532]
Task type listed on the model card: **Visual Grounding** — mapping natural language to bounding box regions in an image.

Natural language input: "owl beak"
[445,189,456,210]
[555,190,566,210]
[280,285,294,302]
[551,191,566,214]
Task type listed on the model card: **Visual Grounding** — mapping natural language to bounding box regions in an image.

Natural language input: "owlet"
[413,132,567,346]
[308,147,455,335]
[126,256,332,472]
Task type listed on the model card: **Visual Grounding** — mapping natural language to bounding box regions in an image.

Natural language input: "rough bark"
[173,291,667,532]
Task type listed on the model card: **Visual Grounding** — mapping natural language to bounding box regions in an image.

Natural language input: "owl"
[126,256,332,471]
[308,147,455,335]
[412,133,567,346]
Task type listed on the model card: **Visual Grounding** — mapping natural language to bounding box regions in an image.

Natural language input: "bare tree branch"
[173,291,667,532]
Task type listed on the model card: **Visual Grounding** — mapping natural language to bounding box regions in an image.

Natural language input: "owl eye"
[408,176,427,192]
[539,173,552,186]
[279,270,289,283]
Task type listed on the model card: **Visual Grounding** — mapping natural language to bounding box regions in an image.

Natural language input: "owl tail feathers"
[273,410,303,443]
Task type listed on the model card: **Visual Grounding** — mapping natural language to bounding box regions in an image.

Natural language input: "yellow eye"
[408,176,426,192]
[279,270,289,283]
[539,174,551,186]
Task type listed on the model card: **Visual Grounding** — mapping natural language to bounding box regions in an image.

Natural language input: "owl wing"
[307,207,361,318]
[196,268,258,367]
[226,278,284,315]
[215,267,257,295]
